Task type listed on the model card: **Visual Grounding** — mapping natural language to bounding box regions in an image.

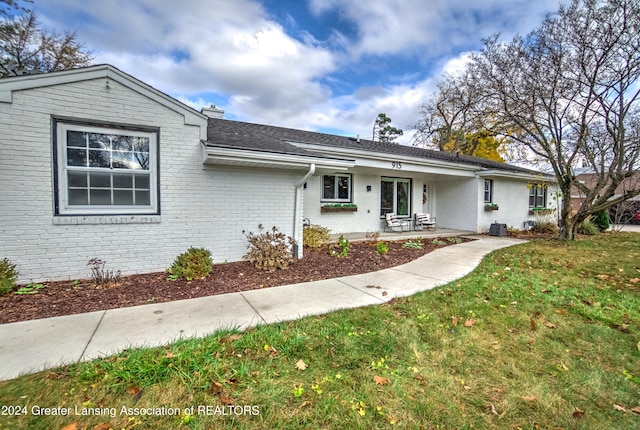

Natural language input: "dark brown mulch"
[0,238,472,325]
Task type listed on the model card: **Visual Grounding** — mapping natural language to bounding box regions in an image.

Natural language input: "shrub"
[532,221,559,235]
[402,239,423,249]
[88,258,122,286]
[329,235,350,257]
[169,248,213,280]
[365,231,380,245]
[578,218,600,235]
[376,241,389,254]
[0,258,18,296]
[303,225,330,249]
[244,226,296,271]
[593,210,611,231]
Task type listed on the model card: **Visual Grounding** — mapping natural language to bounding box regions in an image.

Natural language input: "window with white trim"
[484,179,493,203]
[380,177,411,217]
[55,122,159,215]
[529,185,547,208]
[322,174,352,202]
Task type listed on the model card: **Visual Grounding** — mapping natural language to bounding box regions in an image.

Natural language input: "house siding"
[303,172,432,234]
[432,178,479,231]
[0,78,298,283]
[477,178,559,232]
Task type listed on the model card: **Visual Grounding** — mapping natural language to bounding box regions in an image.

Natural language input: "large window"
[381,177,411,217]
[55,122,159,215]
[322,174,352,202]
[529,185,547,208]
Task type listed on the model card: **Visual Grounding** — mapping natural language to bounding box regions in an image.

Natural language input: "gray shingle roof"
[205,118,540,175]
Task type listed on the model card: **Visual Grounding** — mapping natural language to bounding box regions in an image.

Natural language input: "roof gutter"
[293,163,316,259]
[475,170,557,182]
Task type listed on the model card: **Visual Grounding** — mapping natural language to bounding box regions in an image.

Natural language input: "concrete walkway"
[0,235,525,382]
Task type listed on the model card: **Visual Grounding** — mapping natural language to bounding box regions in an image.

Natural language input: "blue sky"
[33,0,563,144]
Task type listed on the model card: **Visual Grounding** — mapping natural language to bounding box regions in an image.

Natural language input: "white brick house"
[0,65,556,283]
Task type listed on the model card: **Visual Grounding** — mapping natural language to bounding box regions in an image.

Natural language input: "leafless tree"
[466,0,640,239]
[0,10,92,77]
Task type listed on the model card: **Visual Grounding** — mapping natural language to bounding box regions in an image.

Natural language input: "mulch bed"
[0,238,473,325]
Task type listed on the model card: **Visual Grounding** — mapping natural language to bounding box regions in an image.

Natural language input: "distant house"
[571,172,640,222]
[0,65,556,283]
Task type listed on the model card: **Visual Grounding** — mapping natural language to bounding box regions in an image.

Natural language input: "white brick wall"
[432,178,479,231]
[478,178,559,232]
[0,78,300,283]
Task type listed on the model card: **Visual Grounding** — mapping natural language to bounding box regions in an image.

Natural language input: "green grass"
[1,233,639,429]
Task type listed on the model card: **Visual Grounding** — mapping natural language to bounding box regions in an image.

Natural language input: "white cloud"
[40,0,336,123]
[309,0,562,58]
[36,0,563,144]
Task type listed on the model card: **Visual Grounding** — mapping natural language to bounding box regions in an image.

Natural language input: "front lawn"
[0,233,639,429]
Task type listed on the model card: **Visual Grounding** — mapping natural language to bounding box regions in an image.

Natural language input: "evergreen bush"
[170,247,213,280]
[0,258,18,296]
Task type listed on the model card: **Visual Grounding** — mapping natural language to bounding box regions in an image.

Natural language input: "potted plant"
[321,203,358,213]
[529,207,555,215]
[484,203,499,211]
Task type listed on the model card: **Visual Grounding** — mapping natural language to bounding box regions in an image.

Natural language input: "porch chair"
[415,213,436,231]
[385,213,409,232]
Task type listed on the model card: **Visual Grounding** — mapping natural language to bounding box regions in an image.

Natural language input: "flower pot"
[321,206,357,213]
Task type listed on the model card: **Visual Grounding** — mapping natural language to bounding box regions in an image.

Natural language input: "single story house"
[0,65,556,283]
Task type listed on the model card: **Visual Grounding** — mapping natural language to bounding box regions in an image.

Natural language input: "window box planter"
[484,204,499,211]
[529,208,555,215]
[321,204,357,213]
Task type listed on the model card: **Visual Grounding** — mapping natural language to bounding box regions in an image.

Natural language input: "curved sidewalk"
[0,235,525,381]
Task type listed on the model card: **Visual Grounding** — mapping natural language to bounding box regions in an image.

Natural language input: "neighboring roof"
[0,64,208,139]
[206,118,545,176]
[572,172,640,198]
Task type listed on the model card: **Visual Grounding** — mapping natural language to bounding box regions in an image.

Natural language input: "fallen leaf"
[374,375,391,385]
[613,404,626,412]
[164,352,175,359]
[530,319,537,331]
[127,385,142,400]
[382,291,388,297]
[489,404,498,415]
[228,334,243,342]
[631,406,640,415]
[522,395,537,402]
[219,393,234,405]
[464,319,476,327]
[573,408,585,419]
[528,338,536,346]
[366,285,381,289]
[556,309,567,315]
[558,360,569,371]
[543,322,557,329]
[93,424,113,430]
[295,359,308,371]
[61,424,79,430]
[451,316,459,326]
[300,401,312,408]
[209,381,223,395]
[629,278,639,283]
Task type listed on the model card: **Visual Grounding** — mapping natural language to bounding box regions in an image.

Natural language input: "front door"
[380,177,411,217]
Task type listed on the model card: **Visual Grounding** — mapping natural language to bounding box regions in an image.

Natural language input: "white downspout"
[294,163,316,259]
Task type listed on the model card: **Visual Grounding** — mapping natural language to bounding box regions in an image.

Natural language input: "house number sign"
[391,161,403,169]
